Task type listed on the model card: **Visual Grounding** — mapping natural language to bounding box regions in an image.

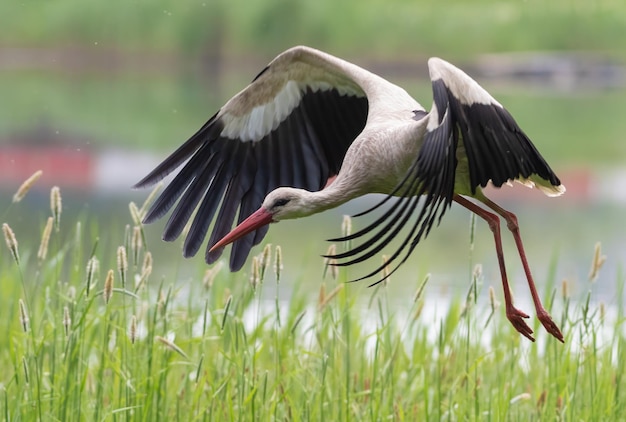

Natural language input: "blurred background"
[2,0,625,304]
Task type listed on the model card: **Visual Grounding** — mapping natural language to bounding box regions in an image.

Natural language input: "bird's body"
[136,46,565,342]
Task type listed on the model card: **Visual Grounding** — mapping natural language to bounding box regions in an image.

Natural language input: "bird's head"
[261,187,314,221]
[209,187,311,252]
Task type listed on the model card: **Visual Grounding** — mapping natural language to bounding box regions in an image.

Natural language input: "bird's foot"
[537,309,564,343]
[506,306,535,342]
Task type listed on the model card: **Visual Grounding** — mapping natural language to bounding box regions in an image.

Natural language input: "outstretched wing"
[329,57,564,284]
[135,46,369,271]
[426,57,563,196]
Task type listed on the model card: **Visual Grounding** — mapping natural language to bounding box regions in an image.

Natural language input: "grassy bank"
[1,181,624,420]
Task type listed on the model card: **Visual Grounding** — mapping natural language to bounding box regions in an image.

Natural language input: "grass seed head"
[588,241,606,282]
[18,299,29,332]
[131,226,142,264]
[599,302,605,323]
[413,273,430,302]
[104,269,114,304]
[2,223,20,265]
[536,390,547,410]
[318,284,344,311]
[488,286,499,310]
[86,256,100,296]
[323,244,338,280]
[142,251,153,275]
[12,170,43,203]
[117,246,128,288]
[139,181,163,216]
[329,261,338,280]
[260,244,272,282]
[136,252,153,290]
[509,392,531,404]
[37,217,54,262]
[250,256,261,291]
[556,395,563,412]
[63,306,71,337]
[50,186,62,232]
[561,279,570,300]
[413,301,425,320]
[221,294,232,331]
[318,283,326,308]
[274,245,283,283]
[158,286,173,318]
[381,254,391,285]
[202,262,222,290]
[129,202,143,226]
[473,263,482,281]
[129,315,137,344]
[155,335,189,359]
[341,215,352,238]
[67,285,76,302]
[290,310,306,335]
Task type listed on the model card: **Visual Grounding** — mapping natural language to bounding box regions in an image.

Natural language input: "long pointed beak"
[209,207,273,252]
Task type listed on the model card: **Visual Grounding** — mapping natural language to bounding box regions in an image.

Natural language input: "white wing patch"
[428,57,502,107]
[219,78,365,142]
[221,80,303,142]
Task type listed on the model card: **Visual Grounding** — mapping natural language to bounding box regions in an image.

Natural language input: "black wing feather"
[138,85,368,271]
[161,151,219,241]
[447,96,561,192]
[136,114,220,189]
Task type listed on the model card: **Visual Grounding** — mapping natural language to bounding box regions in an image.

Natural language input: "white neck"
[306,187,352,214]
[286,179,364,220]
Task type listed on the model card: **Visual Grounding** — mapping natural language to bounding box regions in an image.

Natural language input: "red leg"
[476,194,564,343]
[454,194,535,341]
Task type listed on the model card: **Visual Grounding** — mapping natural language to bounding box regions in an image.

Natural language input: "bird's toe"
[538,311,564,343]
[506,307,535,342]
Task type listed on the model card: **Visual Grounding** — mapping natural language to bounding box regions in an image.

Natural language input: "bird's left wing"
[134,46,370,271]
[410,57,563,208]
[330,57,563,283]
[425,58,563,196]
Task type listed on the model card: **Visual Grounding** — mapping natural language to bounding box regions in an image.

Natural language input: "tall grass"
[0,181,624,420]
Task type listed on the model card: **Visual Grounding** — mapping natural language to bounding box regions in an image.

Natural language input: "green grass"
[1,185,625,421]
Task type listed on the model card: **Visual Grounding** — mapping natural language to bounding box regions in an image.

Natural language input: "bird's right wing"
[135,46,378,271]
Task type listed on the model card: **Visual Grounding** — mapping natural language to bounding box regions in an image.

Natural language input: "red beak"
[209,207,273,252]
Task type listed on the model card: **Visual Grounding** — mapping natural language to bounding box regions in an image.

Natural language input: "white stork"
[136,46,565,342]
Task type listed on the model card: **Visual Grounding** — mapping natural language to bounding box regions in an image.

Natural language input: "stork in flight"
[136,46,565,342]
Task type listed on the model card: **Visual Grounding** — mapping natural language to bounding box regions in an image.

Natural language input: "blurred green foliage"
[4,0,626,58]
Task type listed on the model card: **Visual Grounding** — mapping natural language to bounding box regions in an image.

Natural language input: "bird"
[135,45,565,342]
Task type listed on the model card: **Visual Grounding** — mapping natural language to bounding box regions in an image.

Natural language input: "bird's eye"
[272,198,290,208]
